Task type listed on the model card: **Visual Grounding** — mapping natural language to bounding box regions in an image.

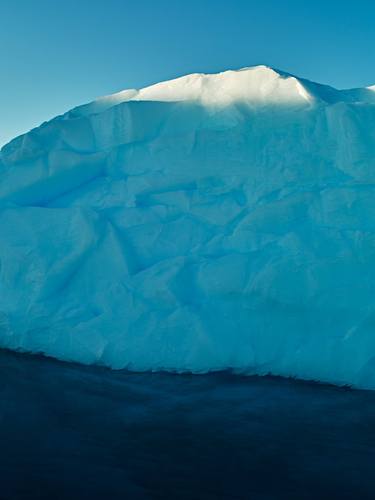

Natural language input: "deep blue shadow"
[1,349,375,499]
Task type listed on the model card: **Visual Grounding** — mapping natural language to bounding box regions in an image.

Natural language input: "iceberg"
[1,65,375,389]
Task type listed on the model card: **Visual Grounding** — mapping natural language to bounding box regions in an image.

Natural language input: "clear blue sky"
[1,0,375,146]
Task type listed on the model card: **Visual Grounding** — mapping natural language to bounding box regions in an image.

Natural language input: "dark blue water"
[1,350,375,499]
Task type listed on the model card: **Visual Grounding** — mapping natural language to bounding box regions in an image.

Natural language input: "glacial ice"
[1,65,375,389]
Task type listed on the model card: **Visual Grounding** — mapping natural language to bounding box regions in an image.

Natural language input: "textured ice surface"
[1,65,375,388]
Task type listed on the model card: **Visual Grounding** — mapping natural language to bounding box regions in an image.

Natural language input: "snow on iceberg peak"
[131,65,314,105]
[2,65,375,389]
[65,64,370,121]
[69,65,315,119]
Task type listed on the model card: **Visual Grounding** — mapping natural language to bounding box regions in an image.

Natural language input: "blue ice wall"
[1,66,375,388]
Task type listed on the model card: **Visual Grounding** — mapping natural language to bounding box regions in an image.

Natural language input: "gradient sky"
[1,0,375,146]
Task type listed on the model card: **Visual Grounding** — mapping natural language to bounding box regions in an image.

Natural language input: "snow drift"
[1,65,375,389]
